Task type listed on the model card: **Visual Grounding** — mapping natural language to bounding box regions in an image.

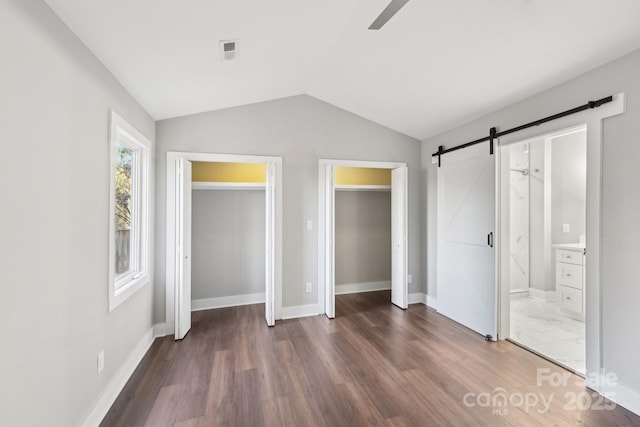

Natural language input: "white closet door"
[391,166,408,309]
[437,143,496,339]
[325,164,335,318]
[265,163,276,326]
[175,158,192,340]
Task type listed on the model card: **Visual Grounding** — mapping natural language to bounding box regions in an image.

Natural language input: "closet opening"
[334,167,392,316]
[191,162,267,313]
[166,153,282,339]
[318,159,408,319]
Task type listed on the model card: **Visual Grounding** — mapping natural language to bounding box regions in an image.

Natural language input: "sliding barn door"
[175,158,192,340]
[265,163,276,326]
[391,166,408,309]
[437,144,496,339]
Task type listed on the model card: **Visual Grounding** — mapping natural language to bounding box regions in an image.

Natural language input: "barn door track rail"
[432,95,613,167]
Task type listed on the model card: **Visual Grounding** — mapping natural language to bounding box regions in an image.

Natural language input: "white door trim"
[264,162,277,326]
[496,93,625,389]
[324,163,335,318]
[175,158,192,339]
[165,152,283,337]
[318,159,408,318]
[391,166,409,309]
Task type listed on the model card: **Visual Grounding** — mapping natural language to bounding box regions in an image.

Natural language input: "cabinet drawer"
[558,285,583,314]
[556,249,583,265]
[556,262,583,290]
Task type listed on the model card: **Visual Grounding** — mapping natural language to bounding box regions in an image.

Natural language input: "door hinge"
[487,232,494,248]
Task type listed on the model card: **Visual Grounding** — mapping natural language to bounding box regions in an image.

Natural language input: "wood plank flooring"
[101,291,640,426]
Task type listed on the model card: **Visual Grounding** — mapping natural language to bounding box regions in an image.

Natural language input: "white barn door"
[391,166,408,309]
[437,144,497,339]
[175,158,192,340]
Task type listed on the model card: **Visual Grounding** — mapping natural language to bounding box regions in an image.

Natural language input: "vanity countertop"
[552,242,586,251]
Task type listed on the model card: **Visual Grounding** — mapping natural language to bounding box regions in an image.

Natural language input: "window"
[109,111,151,311]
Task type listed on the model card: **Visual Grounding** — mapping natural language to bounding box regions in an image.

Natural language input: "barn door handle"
[488,232,493,248]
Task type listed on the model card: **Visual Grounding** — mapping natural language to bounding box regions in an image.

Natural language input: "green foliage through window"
[115,144,133,230]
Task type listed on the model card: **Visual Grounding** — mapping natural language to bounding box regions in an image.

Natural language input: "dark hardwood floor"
[101,291,640,426]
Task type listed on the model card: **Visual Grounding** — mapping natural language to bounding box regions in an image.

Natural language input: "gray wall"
[422,48,640,397]
[550,131,587,291]
[156,95,421,315]
[0,1,155,426]
[529,139,548,291]
[192,190,265,300]
[528,132,586,292]
[551,131,587,246]
[508,143,529,291]
[335,191,391,285]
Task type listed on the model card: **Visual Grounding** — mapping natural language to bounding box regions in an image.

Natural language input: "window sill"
[109,274,149,312]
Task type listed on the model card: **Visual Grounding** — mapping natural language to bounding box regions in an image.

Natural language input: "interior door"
[437,143,496,339]
[265,163,276,326]
[391,167,408,309]
[325,164,335,318]
[175,158,192,340]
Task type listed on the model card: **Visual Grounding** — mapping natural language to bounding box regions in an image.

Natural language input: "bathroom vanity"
[553,243,586,321]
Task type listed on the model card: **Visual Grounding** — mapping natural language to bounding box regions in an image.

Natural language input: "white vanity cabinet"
[554,244,586,321]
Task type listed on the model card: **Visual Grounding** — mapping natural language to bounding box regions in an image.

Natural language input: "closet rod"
[431,95,612,166]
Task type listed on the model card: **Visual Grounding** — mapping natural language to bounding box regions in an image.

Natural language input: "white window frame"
[108,111,151,311]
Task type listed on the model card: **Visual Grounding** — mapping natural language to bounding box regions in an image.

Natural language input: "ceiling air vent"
[220,40,238,61]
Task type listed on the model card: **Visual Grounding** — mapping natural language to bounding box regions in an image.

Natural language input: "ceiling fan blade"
[368,0,410,30]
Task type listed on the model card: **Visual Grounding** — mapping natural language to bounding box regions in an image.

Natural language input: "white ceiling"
[44,0,640,140]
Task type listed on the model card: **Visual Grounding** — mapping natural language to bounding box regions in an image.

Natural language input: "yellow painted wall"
[335,167,391,186]
[192,162,266,183]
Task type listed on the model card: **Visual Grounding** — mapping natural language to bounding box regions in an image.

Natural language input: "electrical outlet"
[97,351,104,373]
[407,274,412,284]
[306,220,313,231]
[562,223,570,233]
[305,282,312,293]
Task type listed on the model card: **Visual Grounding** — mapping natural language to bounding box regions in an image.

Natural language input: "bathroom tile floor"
[510,295,585,375]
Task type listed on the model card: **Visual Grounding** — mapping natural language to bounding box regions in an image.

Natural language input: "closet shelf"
[335,184,391,192]
[192,182,265,190]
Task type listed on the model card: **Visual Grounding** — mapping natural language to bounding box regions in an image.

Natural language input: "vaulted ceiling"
[43,0,640,140]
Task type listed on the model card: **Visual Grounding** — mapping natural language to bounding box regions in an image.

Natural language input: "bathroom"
[506,125,587,375]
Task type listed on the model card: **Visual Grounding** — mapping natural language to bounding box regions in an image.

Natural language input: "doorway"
[166,152,283,339]
[432,93,623,392]
[501,125,587,374]
[191,163,267,310]
[334,167,392,315]
[318,159,408,318]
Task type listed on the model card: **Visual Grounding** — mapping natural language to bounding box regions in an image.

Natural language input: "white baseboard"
[426,295,437,310]
[280,304,321,320]
[528,288,556,301]
[408,292,427,305]
[590,375,640,417]
[510,291,529,299]
[81,324,160,427]
[191,292,265,312]
[335,281,391,295]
